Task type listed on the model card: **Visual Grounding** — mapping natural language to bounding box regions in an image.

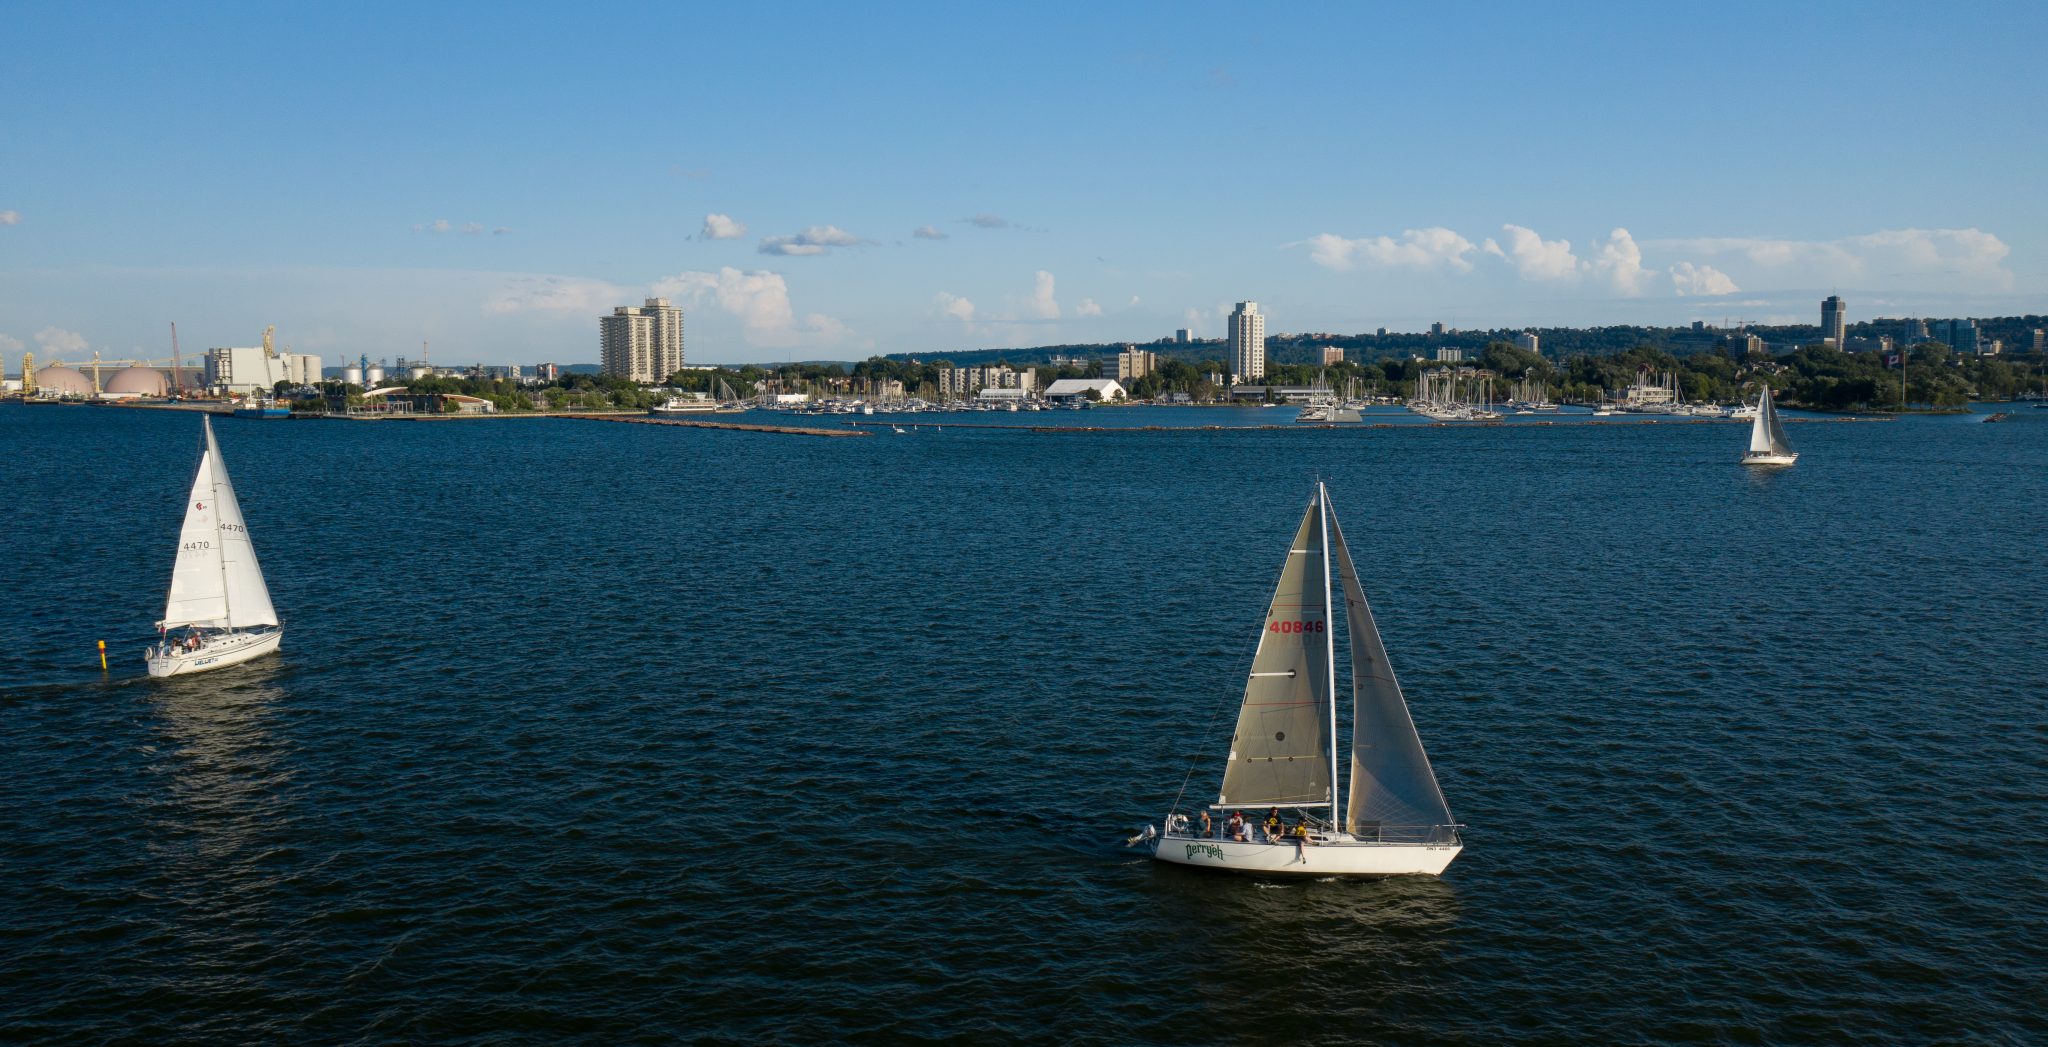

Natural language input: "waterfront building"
[599,298,685,383]
[938,365,1036,397]
[1513,331,1540,354]
[534,362,560,381]
[1321,346,1344,366]
[1821,295,1846,346]
[205,345,322,395]
[1174,328,1191,344]
[1043,378,1127,402]
[1108,346,1156,383]
[1227,301,1266,382]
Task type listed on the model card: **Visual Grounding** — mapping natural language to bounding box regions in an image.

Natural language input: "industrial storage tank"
[407,366,431,380]
[365,365,385,386]
[342,365,364,386]
[104,365,170,397]
[32,365,95,396]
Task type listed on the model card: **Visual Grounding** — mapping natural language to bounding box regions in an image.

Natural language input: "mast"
[1319,483,1338,830]
[206,418,232,631]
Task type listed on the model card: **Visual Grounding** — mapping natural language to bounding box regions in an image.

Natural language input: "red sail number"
[1268,620,1324,633]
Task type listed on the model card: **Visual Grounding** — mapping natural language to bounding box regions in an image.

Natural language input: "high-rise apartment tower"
[600,298,685,383]
[1228,301,1265,382]
[1821,295,1846,347]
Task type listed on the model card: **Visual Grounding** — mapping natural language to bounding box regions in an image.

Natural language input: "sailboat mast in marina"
[1145,484,1461,877]
[1739,384,1798,467]
[145,416,284,677]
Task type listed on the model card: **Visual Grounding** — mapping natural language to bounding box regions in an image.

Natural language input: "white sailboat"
[1740,384,1797,467]
[1147,484,1462,877]
[145,417,283,677]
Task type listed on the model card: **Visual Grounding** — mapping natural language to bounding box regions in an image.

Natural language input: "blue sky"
[4,1,2044,366]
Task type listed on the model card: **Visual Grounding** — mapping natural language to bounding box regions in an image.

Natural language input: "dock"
[842,416,1895,434]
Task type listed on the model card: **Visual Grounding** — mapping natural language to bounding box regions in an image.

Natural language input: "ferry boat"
[650,395,720,416]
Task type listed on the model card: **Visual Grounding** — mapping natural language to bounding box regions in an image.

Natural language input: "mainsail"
[1216,496,1334,809]
[161,418,277,630]
[1750,384,1792,456]
[1326,500,1455,836]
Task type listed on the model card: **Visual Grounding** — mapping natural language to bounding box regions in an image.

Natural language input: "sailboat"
[145,416,283,677]
[1147,483,1461,877]
[1739,384,1797,467]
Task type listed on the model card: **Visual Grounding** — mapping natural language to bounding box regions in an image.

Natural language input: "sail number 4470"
[1268,620,1324,633]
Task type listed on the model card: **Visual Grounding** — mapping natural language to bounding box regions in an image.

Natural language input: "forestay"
[1216,497,1333,809]
[160,418,277,630]
[1326,501,1455,835]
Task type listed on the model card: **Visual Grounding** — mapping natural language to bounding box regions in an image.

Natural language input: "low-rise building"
[1043,378,1126,402]
[206,345,323,395]
[938,365,1036,397]
[1321,346,1345,365]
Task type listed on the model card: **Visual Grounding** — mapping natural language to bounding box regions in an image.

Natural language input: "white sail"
[1749,384,1792,456]
[1326,500,1455,837]
[1215,496,1334,809]
[160,418,276,630]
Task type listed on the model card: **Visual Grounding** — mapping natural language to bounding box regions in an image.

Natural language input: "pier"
[557,414,868,437]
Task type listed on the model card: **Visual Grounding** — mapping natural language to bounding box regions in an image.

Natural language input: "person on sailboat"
[1198,810,1213,838]
[1226,812,1247,841]
[1290,820,1311,863]
[1263,808,1283,843]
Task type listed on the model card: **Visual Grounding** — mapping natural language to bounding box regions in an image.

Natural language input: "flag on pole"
[1884,351,1902,367]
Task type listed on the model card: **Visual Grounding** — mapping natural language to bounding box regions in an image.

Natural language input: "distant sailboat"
[1145,483,1462,877]
[145,417,283,677]
[1740,384,1797,467]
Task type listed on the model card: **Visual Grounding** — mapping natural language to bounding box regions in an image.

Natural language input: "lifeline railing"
[1161,821,1460,845]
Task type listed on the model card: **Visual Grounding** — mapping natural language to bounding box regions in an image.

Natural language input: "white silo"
[408,365,431,380]
[343,365,364,386]
[365,364,385,386]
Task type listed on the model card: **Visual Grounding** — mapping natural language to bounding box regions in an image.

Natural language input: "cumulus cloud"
[1655,227,2013,290]
[0,210,19,226]
[483,275,625,315]
[493,227,512,236]
[652,267,848,348]
[1588,228,1654,296]
[1076,297,1103,317]
[935,292,976,321]
[1670,261,1740,296]
[1028,270,1060,319]
[759,224,871,256]
[1482,224,1581,280]
[701,213,747,240]
[969,213,1009,229]
[461,222,484,235]
[35,326,89,354]
[913,225,948,240]
[1303,227,1477,272]
[0,333,23,353]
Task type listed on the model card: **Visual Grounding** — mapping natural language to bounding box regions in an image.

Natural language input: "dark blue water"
[4,403,2045,1043]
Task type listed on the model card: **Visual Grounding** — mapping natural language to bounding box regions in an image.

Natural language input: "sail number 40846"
[1268,620,1325,634]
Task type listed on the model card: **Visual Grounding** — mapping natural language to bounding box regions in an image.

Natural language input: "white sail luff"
[1319,484,1339,829]
[204,418,278,628]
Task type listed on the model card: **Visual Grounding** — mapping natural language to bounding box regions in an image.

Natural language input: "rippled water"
[4,403,2044,1042]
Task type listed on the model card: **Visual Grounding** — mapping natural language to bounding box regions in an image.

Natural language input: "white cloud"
[652,267,848,348]
[1076,297,1103,317]
[935,292,976,322]
[913,225,948,240]
[461,222,484,235]
[421,219,452,234]
[0,333,23,353]
[969,213,1009,229]
[1589,228,1654,296]
[702,213,747,240]
[483,275,625,315]
[1652,227,2012,291]
[1028,270,1060,319]
[1127,295,1141,306]
[1670,261,1739,296]
[35,326,89,355]
[1303,227,1477,272]
[0,210,19,226]
[759,224,871,255]
[1484,224,1580,280]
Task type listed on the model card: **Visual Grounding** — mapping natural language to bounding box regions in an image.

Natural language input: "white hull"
[146,628,283,677]
[1741,451,1798,467]
[1151,833,1460,877]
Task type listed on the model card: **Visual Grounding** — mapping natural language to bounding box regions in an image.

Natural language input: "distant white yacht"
[1740,385,1798,467]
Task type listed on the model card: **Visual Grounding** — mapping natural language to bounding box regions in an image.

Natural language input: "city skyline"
[3,2,2045,366]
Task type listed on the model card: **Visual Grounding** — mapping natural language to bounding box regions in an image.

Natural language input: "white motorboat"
[1740,384,1798,467]
[145,417,283,677]
[650,395,720,415]
[1144,483,1462,877]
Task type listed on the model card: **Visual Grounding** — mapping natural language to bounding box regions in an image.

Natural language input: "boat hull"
[1740,452,1798,467]
[1151,834,1460,877]
[145,628,283,677]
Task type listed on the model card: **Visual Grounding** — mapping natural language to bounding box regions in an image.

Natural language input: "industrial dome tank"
[104,365,170,396]
[32,365,94,396]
